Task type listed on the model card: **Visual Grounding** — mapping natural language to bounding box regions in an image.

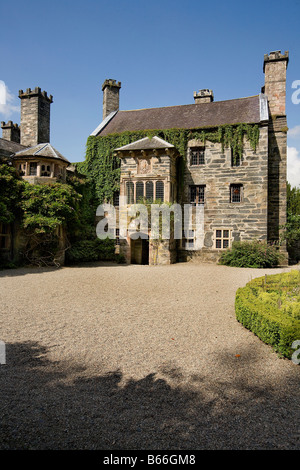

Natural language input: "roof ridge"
[34,143,48,155]
[118,95,260,113]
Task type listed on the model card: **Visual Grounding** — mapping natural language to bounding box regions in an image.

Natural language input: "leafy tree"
[281,183,300,247]
[0,164,24,223]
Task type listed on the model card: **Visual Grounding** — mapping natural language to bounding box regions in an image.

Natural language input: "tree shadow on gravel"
[0,261,129,278]
[0,341,299,450]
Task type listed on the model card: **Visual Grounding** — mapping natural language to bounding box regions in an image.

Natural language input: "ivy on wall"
[77,123,260,203]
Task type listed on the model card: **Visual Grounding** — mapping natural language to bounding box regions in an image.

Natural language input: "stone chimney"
[194,89,214,104]
[263,50,289,116]
[18,87,53,147]
[1,121,20,143]
[102,79,121,120]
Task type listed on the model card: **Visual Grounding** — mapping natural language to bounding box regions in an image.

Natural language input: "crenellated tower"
[18,87,53,147]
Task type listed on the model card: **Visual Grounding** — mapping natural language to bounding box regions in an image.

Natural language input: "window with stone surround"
[230,184,243,203]
[190,147,205,166]
[215,229,231,249]
[41,164,51,177]
[190,185,205,205]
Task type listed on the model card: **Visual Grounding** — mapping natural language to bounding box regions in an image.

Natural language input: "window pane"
[136,182,144,202]
[216,230,222,238]
[156,181,164,201]
[216,239,222,248]
[30,162,37,176]
[126,182,134,204]
[231,185,241,203]
[146,181,153,201]
[223,239,229,248]
[190,186,197,204]
[198,185,205,204]
[113,191,120,206]
[223,230,229,238]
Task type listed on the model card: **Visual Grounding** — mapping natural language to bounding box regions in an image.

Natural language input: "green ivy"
[79,123,260,202]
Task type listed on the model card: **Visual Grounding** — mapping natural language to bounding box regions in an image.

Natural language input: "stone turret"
[102,79,121,120]
[1,121,20,143]
[18,87,53,147]
[194,89,214,104]
[263,50,289,116]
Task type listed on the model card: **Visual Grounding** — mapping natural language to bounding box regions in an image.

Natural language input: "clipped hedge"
[235,270,300,359]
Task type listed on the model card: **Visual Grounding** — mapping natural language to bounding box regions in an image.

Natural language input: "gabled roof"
[115,136,174,151]
[93,95,262,137]
[13,143,70,163]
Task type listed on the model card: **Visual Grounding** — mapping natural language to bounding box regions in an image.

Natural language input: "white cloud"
[287,146,300,188]
[288,125,300,139]
[0,81,19,119]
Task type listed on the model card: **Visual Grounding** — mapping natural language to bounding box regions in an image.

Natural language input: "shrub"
[235,270,300,359]
[65,238,116,264]
[219,240,283,268]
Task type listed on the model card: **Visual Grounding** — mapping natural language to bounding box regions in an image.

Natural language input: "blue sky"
[1,0,300,187]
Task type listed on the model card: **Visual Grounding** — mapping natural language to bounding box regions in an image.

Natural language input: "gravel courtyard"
[0,262,299,450]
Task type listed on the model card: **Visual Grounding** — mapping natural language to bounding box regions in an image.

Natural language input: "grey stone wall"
[182,126,269,257]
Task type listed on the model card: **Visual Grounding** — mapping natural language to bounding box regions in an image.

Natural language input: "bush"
[65,238,116,264]
[235,270,300,359]
[219,240,283,268]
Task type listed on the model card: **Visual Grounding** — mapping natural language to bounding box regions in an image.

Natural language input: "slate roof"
[13,143,70,163]
[0,138,26,156]
[95,95,261,137]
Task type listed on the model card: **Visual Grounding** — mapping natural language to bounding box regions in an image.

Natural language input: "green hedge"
[235,270,300,359]
[65,238,116,264]
[219,240,283,268]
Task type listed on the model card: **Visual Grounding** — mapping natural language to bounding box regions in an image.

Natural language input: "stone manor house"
[90,51,289,265]
[0,50,289,266]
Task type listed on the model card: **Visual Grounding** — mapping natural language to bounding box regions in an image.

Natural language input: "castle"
[90,51,289,265]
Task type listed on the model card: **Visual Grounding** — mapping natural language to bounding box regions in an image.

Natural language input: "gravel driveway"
[0,262,299,450]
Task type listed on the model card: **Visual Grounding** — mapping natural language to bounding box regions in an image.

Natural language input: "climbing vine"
[77,123,260,203]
